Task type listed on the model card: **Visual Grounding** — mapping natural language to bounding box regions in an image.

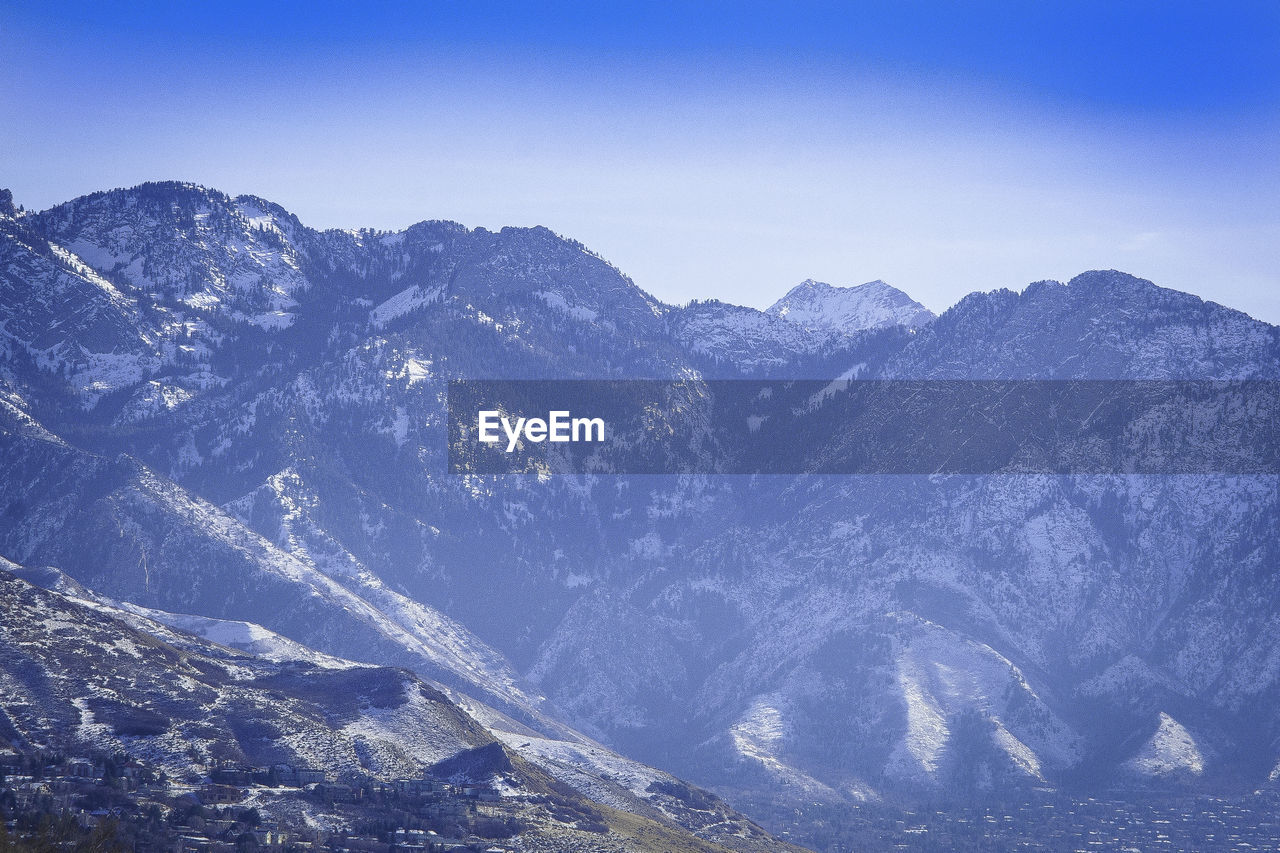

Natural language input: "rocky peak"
[768,277,936,333]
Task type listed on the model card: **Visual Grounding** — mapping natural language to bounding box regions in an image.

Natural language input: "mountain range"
[1,182,1278,849]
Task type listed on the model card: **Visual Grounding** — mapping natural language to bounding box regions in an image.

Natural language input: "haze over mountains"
[1,182,1278,846]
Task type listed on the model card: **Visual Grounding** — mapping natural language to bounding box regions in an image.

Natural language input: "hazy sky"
[4,1,1279,321]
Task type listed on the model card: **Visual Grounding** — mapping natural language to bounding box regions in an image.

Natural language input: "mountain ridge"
[768,277,936,333]
[3,180,1280,850]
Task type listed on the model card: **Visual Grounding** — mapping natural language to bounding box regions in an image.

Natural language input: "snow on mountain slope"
[0,558,799,852]
[669,299,835,372]
[5,183,1280,828]
[370,283,444,327]
[0,566,494,778]
[0,398,564,738]
[768,278,935,333]
[1124,712,1207,779]
[520,469,1279,802]
[121,606,357,669]
[0,208,157,405]
[669,279,933,374]
[35,182,307,324]
[880,615,1081,786]
[2,560,349,668]
[223,467,556,727]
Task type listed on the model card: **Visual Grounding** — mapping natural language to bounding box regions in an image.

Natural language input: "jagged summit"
[768,277,935,333]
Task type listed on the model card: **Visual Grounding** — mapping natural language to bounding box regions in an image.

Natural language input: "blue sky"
[4,1,1279,320]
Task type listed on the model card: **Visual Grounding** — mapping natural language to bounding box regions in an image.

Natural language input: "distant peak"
[768,278,935,333]
[38,182,241,226]
[784,277,894,296]
[1067,269,1153,289]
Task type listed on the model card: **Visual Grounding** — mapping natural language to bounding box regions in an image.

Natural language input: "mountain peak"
[1065,268,1168,298]
[49,181,232,216]
[768,278,935,333]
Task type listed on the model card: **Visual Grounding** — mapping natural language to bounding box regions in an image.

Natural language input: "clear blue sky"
[4,1,1279,321]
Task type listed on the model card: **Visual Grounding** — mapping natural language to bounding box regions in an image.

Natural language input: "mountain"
[0,382,555,734]
[665,278,933,375]
[2,181,1279,850]
[0,563,494,779]
[884,272,1277,379]
[0,566,791,853]
[768,278,936,334]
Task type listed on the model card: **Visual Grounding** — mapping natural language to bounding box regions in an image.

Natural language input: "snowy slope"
[0,565,494,778]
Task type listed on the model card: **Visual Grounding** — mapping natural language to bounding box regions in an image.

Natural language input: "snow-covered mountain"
[0,563,496,780]
[2,181,1279,849]
[0,565,788,852]
[768,278,935,334]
